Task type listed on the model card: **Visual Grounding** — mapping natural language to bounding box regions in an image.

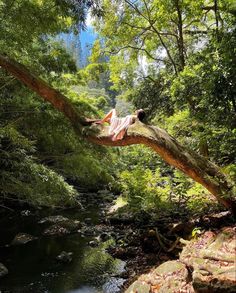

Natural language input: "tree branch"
[0,54,86,130]
[88,122,235,213]
[150,25,178,75]
[124,0,178,74]
[202,6,215,11]
[106,45,166,63]
[184,30,208,35]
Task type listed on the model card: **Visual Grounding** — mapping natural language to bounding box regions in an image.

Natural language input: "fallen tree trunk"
[0,54,235,215]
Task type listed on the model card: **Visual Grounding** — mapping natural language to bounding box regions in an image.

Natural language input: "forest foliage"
[0,0,235,214]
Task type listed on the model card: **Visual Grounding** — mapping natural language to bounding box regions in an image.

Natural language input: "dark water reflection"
[0,200,125,293]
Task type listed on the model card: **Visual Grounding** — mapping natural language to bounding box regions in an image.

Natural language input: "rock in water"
[38,215,69,224]
[40,216,81,236]
[43,224,70,236]
[0,263,8,278]
[88,240,99,247]
[56,251,73,263]
[20,210,31,216]
[11,233,37,245]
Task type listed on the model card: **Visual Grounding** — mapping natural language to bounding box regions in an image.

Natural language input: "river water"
[0,194,126,293]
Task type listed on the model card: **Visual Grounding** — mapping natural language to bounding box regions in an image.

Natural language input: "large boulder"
[125,226,236,293]
[126,280,151,293]
[125,260,194,293]
[180,226,236,292]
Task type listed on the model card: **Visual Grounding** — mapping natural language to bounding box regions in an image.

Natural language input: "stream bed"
[0,192,126,293]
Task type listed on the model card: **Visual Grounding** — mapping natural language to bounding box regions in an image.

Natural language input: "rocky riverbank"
[104,209,235,292]
[0,190,235,293]
[125,225,236,293]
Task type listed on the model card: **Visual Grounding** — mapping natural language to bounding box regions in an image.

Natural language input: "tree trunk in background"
[0,54,235,215]
[214,0,219,39]
[199,139,209,158]
[175,0,185,71]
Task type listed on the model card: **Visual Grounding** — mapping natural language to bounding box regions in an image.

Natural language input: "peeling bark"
[0,54,235,215]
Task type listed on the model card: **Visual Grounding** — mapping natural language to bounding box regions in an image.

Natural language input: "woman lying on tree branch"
[86,108,145,141]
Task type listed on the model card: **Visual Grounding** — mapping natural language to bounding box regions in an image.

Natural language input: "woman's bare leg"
[101,108,116,123]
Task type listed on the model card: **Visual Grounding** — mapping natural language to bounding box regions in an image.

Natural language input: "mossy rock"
[126,226,236,293]
[180,226,236,292]
[153,260,187,276]
[125,280,151,293]
[125,261,193,293]
[40,215,81,236]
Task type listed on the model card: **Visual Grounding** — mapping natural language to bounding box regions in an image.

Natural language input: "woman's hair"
[137,109,146,121]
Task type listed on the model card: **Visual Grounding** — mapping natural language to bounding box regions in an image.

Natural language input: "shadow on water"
[0,195,125,293]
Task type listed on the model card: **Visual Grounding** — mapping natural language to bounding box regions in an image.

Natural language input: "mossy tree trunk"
[0,54,235,215]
